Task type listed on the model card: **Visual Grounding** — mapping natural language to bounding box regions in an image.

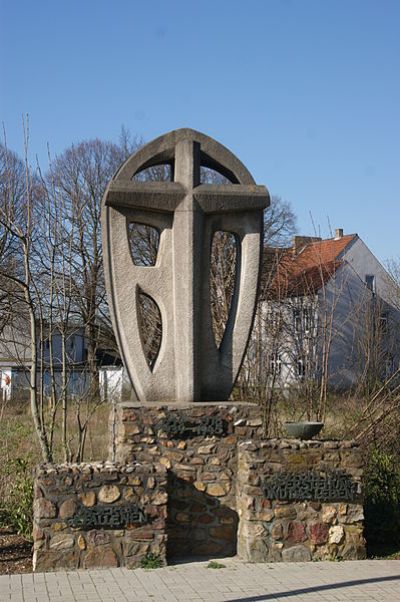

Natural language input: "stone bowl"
[284,421,324,440]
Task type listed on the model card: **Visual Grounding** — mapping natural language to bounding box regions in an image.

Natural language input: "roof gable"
[266,234,357,298]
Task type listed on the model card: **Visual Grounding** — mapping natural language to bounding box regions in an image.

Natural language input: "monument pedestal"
[237,440,366,562]
[110,402,366,561]
[32,404,366,569]
[33,462,168,572]
[110,402,262,557]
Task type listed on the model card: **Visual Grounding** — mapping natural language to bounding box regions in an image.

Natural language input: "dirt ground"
[0,528,32,574]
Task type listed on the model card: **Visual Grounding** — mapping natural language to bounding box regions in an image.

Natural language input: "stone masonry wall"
[237,439,366,562]
[111,402,263,557]
[33,462,167,571]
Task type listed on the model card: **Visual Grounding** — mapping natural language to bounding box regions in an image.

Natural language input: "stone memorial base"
[237,439,366,562]
[32,402,366,570]
[33,462,167,571]
[111,402,262,558]
[111,402,366,562]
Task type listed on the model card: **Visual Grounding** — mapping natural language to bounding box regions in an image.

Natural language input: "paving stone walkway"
[1,558,399,602]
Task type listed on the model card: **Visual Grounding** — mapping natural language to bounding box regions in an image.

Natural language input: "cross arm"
[105,181,186,212]
[193,184,270,214]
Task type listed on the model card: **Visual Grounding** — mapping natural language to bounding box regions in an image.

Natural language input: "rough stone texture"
[237,440,366,562]
[33,404,366,569]
[33,463,167,572]
[98,485,121,504]
[101,128,269,403]
[111,402,262,558]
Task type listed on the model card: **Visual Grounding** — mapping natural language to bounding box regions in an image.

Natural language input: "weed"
[140,553,163,569]
[207,560,226,569]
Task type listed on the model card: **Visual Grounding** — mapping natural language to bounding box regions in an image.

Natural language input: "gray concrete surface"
[1,558,399,601]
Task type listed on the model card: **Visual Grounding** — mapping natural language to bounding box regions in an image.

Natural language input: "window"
[365,275,375,293]
[266,308,282,330]
[297,358,306,378]
[303,308,311,332]
[384,354,395,379]
[270,353,282,376]
[293,307,312,333]
[379,312,388,333]
[293,309,301,332]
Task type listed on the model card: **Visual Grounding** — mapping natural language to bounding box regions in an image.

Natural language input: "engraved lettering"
[156,416,227,439]
[263,470,359,502]
[67,504,147,529]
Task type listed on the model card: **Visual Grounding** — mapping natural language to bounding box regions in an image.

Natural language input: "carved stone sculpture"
[102,128,269,402]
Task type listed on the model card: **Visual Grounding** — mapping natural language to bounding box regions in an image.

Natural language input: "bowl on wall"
[284,421,324,440]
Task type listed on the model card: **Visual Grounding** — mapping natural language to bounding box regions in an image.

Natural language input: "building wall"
[323,240,400,388]
[259,237,400,392]
[9,367,91,401]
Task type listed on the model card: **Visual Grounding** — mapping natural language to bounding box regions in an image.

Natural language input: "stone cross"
[102,129,269,402]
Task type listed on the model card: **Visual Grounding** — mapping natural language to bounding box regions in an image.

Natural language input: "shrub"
[139,553,162,569]
[0,456,33,539]
[364,449,400,551]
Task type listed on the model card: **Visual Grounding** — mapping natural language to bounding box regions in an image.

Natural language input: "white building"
[259,229,400,393]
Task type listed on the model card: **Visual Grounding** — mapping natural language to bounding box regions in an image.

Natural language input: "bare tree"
[264,196,297,248]
[0,129,53,461]
[47,140,133,401]
[234,197,297,429]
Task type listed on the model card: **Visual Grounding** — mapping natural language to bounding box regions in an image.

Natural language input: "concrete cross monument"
[34,131,366,572]
[102,129,269,402]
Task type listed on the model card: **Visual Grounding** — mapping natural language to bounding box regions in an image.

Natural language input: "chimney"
[335,228,344,240]
[292,235,322,255]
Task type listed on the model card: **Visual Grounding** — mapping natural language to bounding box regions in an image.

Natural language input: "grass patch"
[207,560,226,569]
[0,457,33,539]
[0,401,109,539]
[140,553,163,569]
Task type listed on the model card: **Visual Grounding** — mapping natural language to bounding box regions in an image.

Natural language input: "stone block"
[308,522,329,545]
[83,546,119,569]
[59,498,76,519]
[79,491,96,507]
[98,485,121,503]
[321,505,337,524]
[288,521,307,543]
[34,498,57,519]
[271,522,284,540]
[282,545,312,562]
[49,534,75,550]
[274,506,297,519]
[329,525,344,544]
[152,491,168,505]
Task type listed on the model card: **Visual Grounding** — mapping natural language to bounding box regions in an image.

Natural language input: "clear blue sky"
[1,0,399,263]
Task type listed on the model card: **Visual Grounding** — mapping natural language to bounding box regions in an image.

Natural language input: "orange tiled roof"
[295,234,356,266]
[266,235,357,298]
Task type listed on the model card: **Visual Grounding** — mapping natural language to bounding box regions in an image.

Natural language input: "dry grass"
[268,393,366,440]
[0,400,110,527]
[0,392,383,471]
[0,401,110,467]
